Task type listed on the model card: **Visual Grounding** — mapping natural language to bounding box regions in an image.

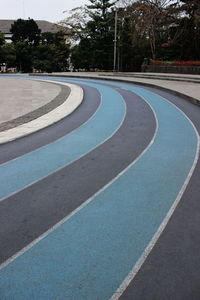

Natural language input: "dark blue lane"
[0,80,198,300]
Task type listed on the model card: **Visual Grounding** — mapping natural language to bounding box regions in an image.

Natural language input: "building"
[0,19,62,43]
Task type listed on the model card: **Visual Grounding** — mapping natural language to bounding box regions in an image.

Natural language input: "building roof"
[0,19,61,34]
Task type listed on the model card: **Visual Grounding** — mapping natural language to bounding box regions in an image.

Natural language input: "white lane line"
[110,91,200,300]
[0,86,156,270]
[0,80,83,144]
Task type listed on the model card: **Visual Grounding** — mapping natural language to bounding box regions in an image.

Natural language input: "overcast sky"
[0,0,90,23]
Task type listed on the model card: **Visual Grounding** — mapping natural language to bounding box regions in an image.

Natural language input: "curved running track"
[0,76,199,300]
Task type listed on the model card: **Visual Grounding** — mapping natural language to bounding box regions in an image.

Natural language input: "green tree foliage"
[1,2,200,73]
[70,0,116,70]
[54,31,70,71]
[116,4,152,71]
[70,39,93,70]
[0,32,5,64]
[0,18,70,73]
[59,6,89,43]
[11,19,41,45]
[69,0,161,70]
[0,44,16,68]
[33,31,70,72]
[170,0,200,60]
[41,32,56,44]
[9,19,41,72]
[33,44,56,72]
[0,31,5,46]
[15,42,33,72]
[68,0,200,70]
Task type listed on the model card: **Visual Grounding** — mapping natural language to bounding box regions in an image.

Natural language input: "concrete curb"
[0,80,83,144]
[103,73,200,83]
[31,73,200,107]
[107,77,200,106]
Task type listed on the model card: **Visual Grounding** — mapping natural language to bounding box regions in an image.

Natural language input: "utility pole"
[113,9,117,72]
[22,0,26,19]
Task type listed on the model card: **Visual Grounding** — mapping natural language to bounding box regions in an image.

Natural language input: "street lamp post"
[113,9,117,72]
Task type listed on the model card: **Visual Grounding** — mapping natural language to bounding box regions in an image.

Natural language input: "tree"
[59,6,89,43]
[69,0,116,70]
[53,31,70,71]
[85,0,116,69]
[126,0,175,60]
[65,1,150,70]
[11,19,41,45]
[153,0,200,60]
[0,32,5,65]
[87,0,115,17]
[41,32,56,44]
[70,39,94,70]
[33,31,70,72]
[10,19,41,72]
[33,44,55,72]
[14,42,33,72]
[0,44,16,69]
[116,5,151,71]
[0,31,5,46]
[176,0,200,59]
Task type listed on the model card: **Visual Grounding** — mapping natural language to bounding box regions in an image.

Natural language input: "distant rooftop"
[0,19,62,34]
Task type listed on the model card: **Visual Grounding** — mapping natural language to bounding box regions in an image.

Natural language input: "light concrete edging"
[0,80,83,144]
[38,73,200,106]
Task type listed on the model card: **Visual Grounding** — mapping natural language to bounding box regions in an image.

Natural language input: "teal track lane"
[0,78,198,300]
[0,81,125,200]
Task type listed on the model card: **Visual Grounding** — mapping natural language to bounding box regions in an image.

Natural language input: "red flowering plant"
[151,60,200,66]
[161,42,170,47]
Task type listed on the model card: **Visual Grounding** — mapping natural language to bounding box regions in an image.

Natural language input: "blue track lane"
[0,78,198,300]
[0,81,125,200]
